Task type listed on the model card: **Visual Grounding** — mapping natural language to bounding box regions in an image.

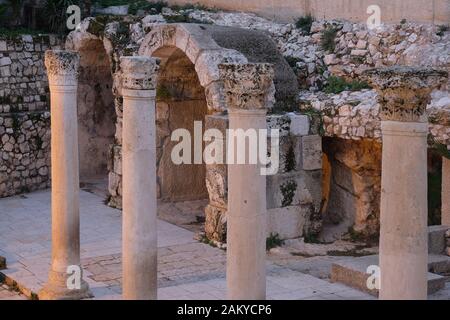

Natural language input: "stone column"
[120,56,159,300]
[40,50,91,300]
[442,157,450,226]
[219,63,274,300]
[366,66,448,300]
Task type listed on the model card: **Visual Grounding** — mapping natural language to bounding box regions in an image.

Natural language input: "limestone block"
[195,49,247,87]
[178,24,221,64]
[0,41,6,51]
[288,113,309,136]
[266,171,313,209]
[301,135,322,171]
[266,205,310,239]
[0,57,11,66]
[205,81,226,112]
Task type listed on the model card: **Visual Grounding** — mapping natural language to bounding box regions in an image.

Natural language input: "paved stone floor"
[0,189,448,300]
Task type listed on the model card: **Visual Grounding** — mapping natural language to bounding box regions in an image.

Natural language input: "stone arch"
[138,24,249,113]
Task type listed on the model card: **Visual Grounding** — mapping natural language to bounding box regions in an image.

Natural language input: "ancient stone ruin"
[0,2,450,301]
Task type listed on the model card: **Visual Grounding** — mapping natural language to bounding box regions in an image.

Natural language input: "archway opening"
[153,46,209,231]
[77,39,116,197]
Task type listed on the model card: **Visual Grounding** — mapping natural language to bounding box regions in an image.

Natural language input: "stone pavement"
[0,189,446,300]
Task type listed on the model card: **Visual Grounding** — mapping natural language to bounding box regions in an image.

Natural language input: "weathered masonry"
[65,21,324,243]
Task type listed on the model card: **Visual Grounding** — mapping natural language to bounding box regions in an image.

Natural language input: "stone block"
[428,225,449,254]
[266,171,313,209]
[266,205,311,239]
[301,135,322,171]
[0,57,11,66]
[331,255,447,297]
[288,113,309,136]
[195,49,247,87]
[266,114,290,137]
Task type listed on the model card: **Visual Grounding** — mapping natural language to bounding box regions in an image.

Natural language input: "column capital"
[365,66,448,122]
[219,63,274,111]
[120,56,160,91]
[45,50,80,86]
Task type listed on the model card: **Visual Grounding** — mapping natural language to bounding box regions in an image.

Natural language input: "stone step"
[331,255,447,297]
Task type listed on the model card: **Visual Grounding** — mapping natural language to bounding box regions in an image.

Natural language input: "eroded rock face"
[322,138,382,241]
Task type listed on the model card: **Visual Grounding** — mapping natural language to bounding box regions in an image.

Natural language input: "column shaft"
[40,50,91,300]
[227,109,267,300]
[122,90,157,300]
[120,56,159,300]
[380,121,428,300]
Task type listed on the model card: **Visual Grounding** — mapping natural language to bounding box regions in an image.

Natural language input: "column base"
[39,270,93,300]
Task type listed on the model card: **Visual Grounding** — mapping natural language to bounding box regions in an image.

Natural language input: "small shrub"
[320,27,338,52]
[280,180,297,207]
[266,233,284,251]
[323,76,371,94]
[295,14,315,34]
[400,18,407,25]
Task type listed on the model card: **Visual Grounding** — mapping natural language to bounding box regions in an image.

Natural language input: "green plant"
[320,27,338,52]
[280,180,297,207]
[400,18,407,24]
[266,233,284,251]
[323,76,371,94]
[303,232,320,244]
[295,14,315,34]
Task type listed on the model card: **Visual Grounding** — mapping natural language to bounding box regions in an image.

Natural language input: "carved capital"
[120,56,160,90]
[45,50,80,86]
[219,63,275,110]
[364,66,448,122]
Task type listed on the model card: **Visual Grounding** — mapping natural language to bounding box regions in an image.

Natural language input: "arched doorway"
[152,46,209,229]
[77,39,116,196]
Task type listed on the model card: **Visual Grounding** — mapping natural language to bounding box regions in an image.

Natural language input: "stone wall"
[204,112,323,242]
[0,34,62,197]
[66,16,322,242]
[167,0,450,24]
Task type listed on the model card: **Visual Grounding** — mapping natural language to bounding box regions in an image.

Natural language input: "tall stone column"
[442,157,450,226]
[219,63,275,300]
[120,56,159,300]
[366,66,448,300]
[40,50,91,300]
